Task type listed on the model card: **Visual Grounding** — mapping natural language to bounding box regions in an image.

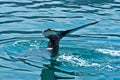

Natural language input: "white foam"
[14,40,29,45]
[57,54,100,67]
[96,49,120,57]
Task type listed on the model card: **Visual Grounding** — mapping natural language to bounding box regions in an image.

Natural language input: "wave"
[96,48,120,57]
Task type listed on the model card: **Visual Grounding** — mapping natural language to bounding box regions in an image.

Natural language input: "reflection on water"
[0,39,120,80]
[0,0,120,80]
[41,60,75,80]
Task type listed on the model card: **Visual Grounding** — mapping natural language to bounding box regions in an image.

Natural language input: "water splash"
[57,54,100,67]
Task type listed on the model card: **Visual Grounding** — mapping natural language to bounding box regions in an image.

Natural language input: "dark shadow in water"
[40,56,75,80]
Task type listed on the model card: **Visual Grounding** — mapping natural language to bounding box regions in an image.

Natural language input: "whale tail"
[43,21,99,54]
[60,21,99,38]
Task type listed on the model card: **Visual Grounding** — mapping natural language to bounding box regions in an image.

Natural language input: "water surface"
[0,0,120,80]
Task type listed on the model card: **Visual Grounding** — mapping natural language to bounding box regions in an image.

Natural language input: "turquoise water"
[0,0,120,80]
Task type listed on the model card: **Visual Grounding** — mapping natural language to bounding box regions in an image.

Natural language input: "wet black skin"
[42,21,99,56]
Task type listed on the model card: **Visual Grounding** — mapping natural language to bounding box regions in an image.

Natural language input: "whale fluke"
[61,21,99,37]
[43,21,99,55]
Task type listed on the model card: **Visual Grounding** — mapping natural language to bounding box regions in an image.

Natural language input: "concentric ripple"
[0,0,120,80]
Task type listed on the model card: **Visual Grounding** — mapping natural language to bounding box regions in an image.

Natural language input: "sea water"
[0,0,120,80]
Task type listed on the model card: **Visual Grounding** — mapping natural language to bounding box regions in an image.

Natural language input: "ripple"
[0,0,120,80]
[86,33,120,37]
[61,0,114,5]
[16,15,83,19]
[0,38,120,79]
[0,1,33,6]
[0,64,32,72]
[0,20,23,24]
[0,30,42,34]
[0,11,30,15]
[26,2,80,9]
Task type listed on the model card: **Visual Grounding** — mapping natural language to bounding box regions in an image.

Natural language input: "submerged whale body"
[21,49,51,60]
